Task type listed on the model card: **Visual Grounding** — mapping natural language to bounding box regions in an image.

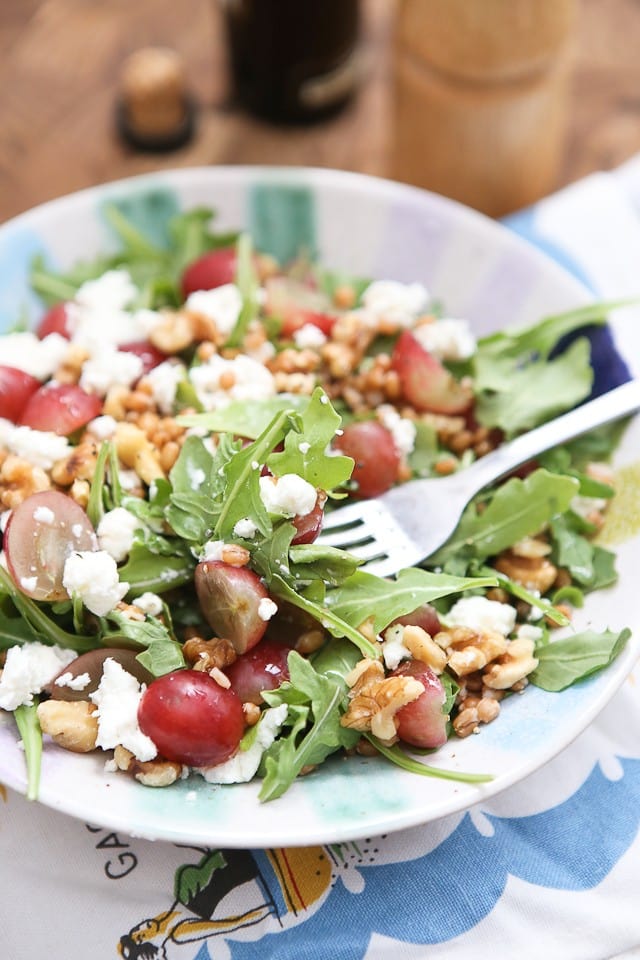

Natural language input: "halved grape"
[47,648,152,701]
[4,490,97,601]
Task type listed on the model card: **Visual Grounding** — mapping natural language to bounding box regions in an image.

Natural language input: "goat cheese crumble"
[0,643,76,710]
[90,658,157,762]
[62,550,129,616]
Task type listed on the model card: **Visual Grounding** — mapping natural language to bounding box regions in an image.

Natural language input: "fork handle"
[460,379,640,492]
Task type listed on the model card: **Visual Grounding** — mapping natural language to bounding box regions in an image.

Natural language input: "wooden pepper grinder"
[392,0,578,217]
[117,47,196,151]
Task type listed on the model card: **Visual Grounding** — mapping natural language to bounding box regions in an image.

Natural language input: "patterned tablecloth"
[3,161,640,960]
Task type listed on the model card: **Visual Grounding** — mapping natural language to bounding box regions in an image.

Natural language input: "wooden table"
[1,0,640,223]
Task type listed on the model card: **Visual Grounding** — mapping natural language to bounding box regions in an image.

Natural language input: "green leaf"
[0,566,97,653]
[326,567,498,635]
[119,545,194,595]
[475,338,594,436]
[214,411,292,540]
[289,542,362,586]
[260,651,359,801]
[530,627,631,691]
[268,388,354,492]
[14,703,42,801]
[550,515,596,586]
[310,638,361,690]
[165,434,223,542]
[268,574,380,659]
[101,610,185,676]
[177,394,310,439]
[227,233,259,348]
[408,421,440,477]
[430,468,579,565]
[365,736,493,783]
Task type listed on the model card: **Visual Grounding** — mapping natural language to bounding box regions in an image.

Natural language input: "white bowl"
[0,166,637,847]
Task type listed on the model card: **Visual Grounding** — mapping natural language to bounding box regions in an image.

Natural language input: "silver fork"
[319,379,640,577]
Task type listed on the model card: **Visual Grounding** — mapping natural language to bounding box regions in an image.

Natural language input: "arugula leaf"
[429,469,579,565]
[475,338,593,436]
[0,593,42,649]
[214,411,293,540]
[365,736,492,783]
[86,440,112,528]
[168,207,238,274]
[267,388,354,491]
[177,395,310,439]
[268,574,379,658]
[227,233,259,348]
[0,566,97,653]
[119,545,194,595]
[260,651,359,801]
[14,703,42,801]
[165,434,224,542]
[100,609,185,676]
[326,567,497,635]
[408,421,440,477]
[310,638,362,689]
[289,542,362,586]
[530,627,631,691]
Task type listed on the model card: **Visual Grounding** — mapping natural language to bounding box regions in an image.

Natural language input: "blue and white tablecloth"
[3,162,640,959]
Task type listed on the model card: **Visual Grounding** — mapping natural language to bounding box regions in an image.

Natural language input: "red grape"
[36,301,73,339]
[181,248,238,298]
[0,366,41,422]
[334,420,400,498]
[391,330,472,414]
[225,640,291,704]
[20,383,102,435]
[195,561,270,654]
[138,669,245,767]
[393,659,448,749]
[4,490,97,601]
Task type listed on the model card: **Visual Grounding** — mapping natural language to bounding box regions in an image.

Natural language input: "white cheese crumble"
[87,415,118,440]
[381,623,411,670]
[0,419,70,470]
[186,284,243,336]
[74,269,137,311]
[133,592,164,617]
[233,517,258,539]
[259,473,317,518]
[97,508,140,562]
[0,643,76,710]
[445,596,517,636]
[118,469,143,492]
[32,505,55,525]
[361,280,429,328]
[189,353,275,411]
[55,671,91,691]
[62,550,129,616]
[377,404,417,456]
[293,323,328,348]
[0,332,69,380]
[198,704,288,783]
[90,658,157,762]
[80,347,144,396]
[413,318,476,361]
[258,597,278,621]
[144,360,186,415]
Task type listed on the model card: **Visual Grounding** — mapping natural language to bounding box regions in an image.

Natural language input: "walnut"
[0,455,51,509]
[36,700,98,753]
[400,624,447,674]
[483,637,539,690]
[51,440,100,487]
[340,658,424,743]
[183,636,237,671]
[439,626,508,677]
[149,309,194,353]
[113,745,184,787]
[494,550,558,594]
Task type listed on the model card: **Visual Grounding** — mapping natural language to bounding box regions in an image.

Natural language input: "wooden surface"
[0,0,639,223]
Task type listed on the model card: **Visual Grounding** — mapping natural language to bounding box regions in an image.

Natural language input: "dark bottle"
[222,0,361,124]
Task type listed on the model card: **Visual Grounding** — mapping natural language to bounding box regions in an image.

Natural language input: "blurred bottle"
[393,0,578,217]
[221,0,361,124]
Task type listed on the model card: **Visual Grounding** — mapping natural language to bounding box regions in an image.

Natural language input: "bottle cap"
[116,47,196,151]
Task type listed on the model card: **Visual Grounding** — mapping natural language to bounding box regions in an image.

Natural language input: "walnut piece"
[340,658,424,744]
[36,700,98,753]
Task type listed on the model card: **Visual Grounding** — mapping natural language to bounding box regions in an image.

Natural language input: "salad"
[0,204,631,803]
